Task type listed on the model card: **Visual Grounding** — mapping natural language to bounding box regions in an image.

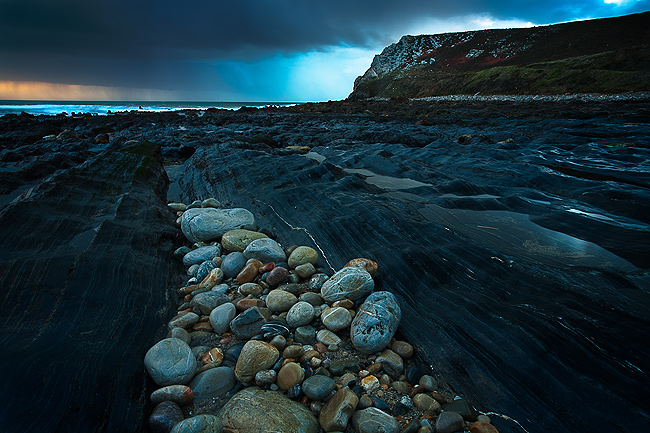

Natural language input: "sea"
[0,100,298,116]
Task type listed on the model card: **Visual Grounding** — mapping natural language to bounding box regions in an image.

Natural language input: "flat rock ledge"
[145,199,501,433]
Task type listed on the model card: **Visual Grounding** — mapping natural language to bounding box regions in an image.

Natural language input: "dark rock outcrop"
[0,140,178,432]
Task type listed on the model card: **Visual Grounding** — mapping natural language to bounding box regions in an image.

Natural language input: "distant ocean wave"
[0,101,297,116]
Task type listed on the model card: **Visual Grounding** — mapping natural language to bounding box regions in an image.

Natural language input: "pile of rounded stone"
[144,198,500,433]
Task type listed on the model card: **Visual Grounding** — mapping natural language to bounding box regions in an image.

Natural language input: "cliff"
[350,11,650,99]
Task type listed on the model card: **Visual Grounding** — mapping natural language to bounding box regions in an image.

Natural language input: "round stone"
[243,238,286,263]
[469,421,500,433]
[234,340,280,383]
[217,387,318,433]
[286,301,315,328]
[266,266,289,286]
[294,263,316,279]
[436,411,465,433]
[197,267,224,290]
[376,349,404,377]
[344,258,378,276]
[209,302,236,334]
[239,282,263,296]
[150,385,194,406]
[351,407,399,433]
[169,327,191,345]
[391,340,414,359]
[149,401,184,433]
[183,246,221,266]
[361,375,380,392]
[413,393,441,414]
[419,375,438,392]
[195,260,216,282]
[201,198,221,209]
[320,267,374,302]
[145,338,197,386]
[287,246,319,269]
[316,329,341,346]
[350,291,401,355]
[301,374,336,401]
[190,291,229,315]
[265,289,298,313]
[307,274,328,292]
[170,414,223,433]
[277,362,305,391]
[299,292,323,306]
[188,366,236,399]
[255,369,277,387]
[319,388,358,432]
[321,306,352,332]
[294,325,316,344]
[181,207,255,243]
[222,229,268,252]
[221,252,247,279]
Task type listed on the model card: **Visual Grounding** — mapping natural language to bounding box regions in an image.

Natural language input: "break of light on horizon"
[0,0,648,102]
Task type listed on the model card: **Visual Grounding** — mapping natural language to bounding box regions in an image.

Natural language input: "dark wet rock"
[149,401,184,433]
[350,291,401,355]
[436,411,465,433]
[221,251,247,279]
[229,306,268,339]
[319,388,359,432]
[375,349,404,378]
[181,208,255,243]
[190,291,229,315]
[217,387,319,433]
[302,374,337,401]
[321,266,374,302]
[443,398,479,421]
[195,259,216,281]
[209,302,236,333]
[150,385,194,406]
[234,340,280,383]
[243,238,287,263]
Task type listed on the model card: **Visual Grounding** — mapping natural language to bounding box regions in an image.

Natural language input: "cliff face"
[351,11,650,98]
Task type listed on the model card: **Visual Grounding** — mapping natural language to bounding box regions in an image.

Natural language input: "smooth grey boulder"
[320,266,374,302]
[209,302,236,333]
[190,291,230,315]
[181,208,255,243]
[145,338,197,386]
[242,238,286,263]
[217,387,318,433]
[170,414,223,433]
[351,407,400,433]
[183,246,221,266]
[350,291,401,355]
[187,366,236,399]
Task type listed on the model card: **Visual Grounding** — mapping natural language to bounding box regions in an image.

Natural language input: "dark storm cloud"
[1,0,648,92]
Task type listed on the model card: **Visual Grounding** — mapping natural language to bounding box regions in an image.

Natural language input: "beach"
[1,96,649,432]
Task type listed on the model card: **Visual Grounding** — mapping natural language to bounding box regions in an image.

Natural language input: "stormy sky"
[1,0,648,101]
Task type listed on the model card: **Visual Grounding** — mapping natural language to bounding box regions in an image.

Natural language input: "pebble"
[168,203,187,212]
[180,207,255,243]
[190,291,229,315]
[265,289,298,313]
[277,362,305,391]
[295,263,317,278]
[294,325,316,344]
[286,301,315,327]
[350,291,401,354]
[188,366,236,399]
[221,229,268,252]
[168,327,191,345]
[316,329,341,346]
[328,359,361,376]
[307,273,329,291]
[443,398,479,421]
[217,387,318,433]
[320,266,374,302]
[301,374,336,401]
[236,298,265,311]
[255,369,277,387]
[201,198,221,209]
[150,385,194,406]
[287,246,319,268]
[149,401,185,433]
[344,257,379,276]
[169,414,223,433]
[435,411,465,433]
[413,393,441,414]
[221,252,247,279]
[319,388,359,432]
[321,306,352,331]
[376,349,404,377]
[351,407,400,433]
[419,374,438,391]
[361,375,380,392]
[238,282,263,296]
[265,266,289,286]
[469,421,500,433]
[182,245,221,266]
[299,292,324,306]
[195,260,216,282]
[234,340,280,383]
[209,302,236,333]
[235,260,260,284]
[229,306,268,339]
[145,338,197,386]
[243,238,287,263]
[197,267,223,291]
[391,340,414,359]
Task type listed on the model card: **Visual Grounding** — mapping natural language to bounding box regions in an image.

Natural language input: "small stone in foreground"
[170,414,222,433]
[145,338,196,386]
[351,407,399,433]
[319,388,359,432]
[436,411,465,433]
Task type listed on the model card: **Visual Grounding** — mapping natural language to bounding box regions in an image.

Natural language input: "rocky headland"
[350,12,650,99]
[1,95,650,433]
